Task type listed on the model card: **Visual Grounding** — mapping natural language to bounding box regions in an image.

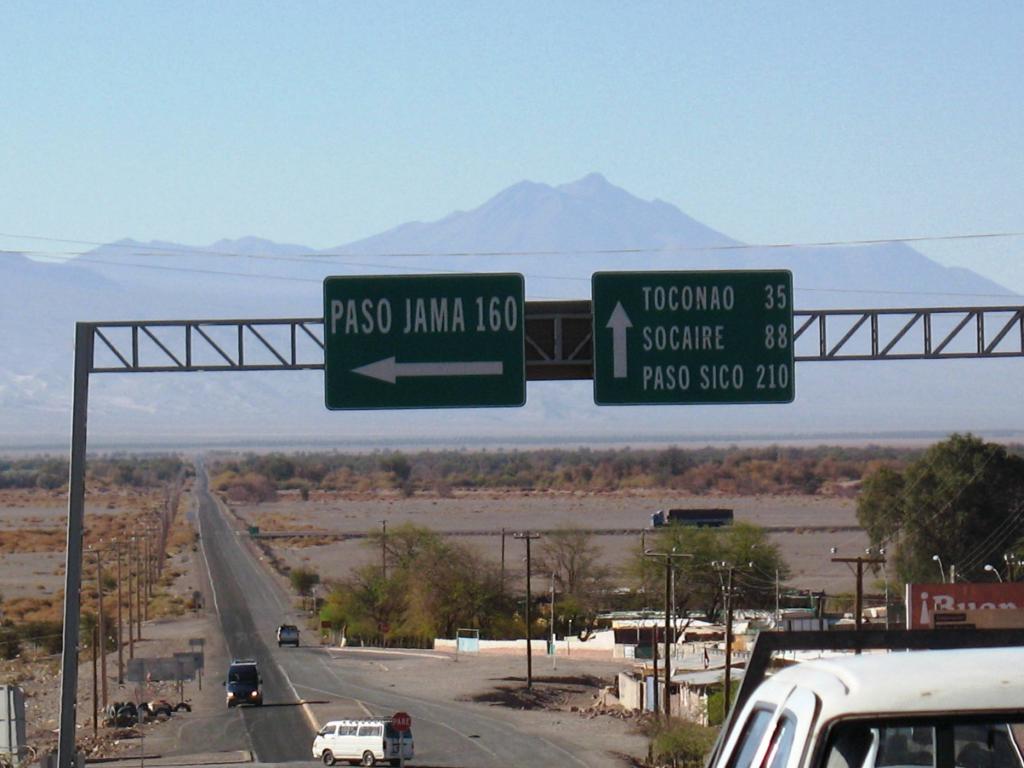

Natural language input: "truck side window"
[764,714,797,768]
[729,708,776,768]
[953,723,1020,768]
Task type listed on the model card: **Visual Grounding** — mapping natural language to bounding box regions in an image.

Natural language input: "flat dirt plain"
[229,490,870,595]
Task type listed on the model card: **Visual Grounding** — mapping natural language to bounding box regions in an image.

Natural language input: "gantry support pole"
[58,323,93,768]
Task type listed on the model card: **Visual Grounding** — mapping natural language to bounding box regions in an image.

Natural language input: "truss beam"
[85,303,1024,378]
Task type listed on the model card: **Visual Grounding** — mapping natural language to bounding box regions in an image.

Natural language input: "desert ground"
[227,490,870,597]
[0,478,873,763]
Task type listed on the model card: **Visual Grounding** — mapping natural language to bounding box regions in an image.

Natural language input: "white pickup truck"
[708,635,1024,768]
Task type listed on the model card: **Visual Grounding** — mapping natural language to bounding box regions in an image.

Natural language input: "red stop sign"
[391,711,411,732]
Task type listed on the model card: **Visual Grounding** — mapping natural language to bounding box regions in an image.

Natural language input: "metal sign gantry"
[58,300,1024,768]
[87,302,1024,376]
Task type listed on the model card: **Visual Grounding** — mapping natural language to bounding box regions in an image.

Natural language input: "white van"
[312,718,415,766]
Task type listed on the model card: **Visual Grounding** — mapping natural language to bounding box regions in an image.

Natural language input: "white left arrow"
[606,302,633,379]
[352,356,504,384]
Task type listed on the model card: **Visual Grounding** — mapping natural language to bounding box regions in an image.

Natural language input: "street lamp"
[932,555,947,583]
[984,564,1004,582]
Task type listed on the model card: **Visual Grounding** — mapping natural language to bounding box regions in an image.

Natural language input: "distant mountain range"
[2,173,1021,448]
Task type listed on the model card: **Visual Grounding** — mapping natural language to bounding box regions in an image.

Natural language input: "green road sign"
[324,274,526,409]
[592,270,795,405]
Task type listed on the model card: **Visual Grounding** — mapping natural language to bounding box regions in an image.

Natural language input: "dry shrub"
[0,530,64,554]
[217,472,277,503]
[5,597,62,623]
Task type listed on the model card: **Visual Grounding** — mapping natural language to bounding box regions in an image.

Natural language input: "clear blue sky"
[2,2,1023,287]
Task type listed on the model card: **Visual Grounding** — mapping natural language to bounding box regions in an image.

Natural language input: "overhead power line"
[2,228,1022,300]
[5,250,1020,301]
[0,228,1022,261]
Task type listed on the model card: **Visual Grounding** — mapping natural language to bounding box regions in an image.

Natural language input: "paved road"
[193,460,599,767]
[195,462,314,762]
[280,648,593,768]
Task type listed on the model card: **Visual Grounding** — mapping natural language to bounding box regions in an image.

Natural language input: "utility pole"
[500,528,506,595]
[514,532,541,689]
[711,560,745,713]
[644,548,692,718]
[381,520,387,580]
[91,624,98,737]
[651,611,658,714]
[866,547,889,629]
[142,534,150,620]
[550,572,556,671]
[127,540,135,658]
[134,537,142,640]
[831,553,886,632]
[723,566,734,711]
[115,540,124,682]
[775,568,780,628]
[144,534,152,603]
[94,548,107,708]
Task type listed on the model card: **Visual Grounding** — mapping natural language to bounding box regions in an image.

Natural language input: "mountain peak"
[557,172,613,195]
[339,173,738,254]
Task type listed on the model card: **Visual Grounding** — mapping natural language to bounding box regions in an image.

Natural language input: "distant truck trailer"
[650,508,733,528]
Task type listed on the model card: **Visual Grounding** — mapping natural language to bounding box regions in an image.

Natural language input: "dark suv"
[225,659,263,707]
[277,624,300,647]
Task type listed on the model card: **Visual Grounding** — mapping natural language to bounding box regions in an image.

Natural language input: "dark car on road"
[277,624,300,647]
[225,658,263,707]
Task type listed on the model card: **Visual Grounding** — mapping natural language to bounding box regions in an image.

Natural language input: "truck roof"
[754,647,1024,722]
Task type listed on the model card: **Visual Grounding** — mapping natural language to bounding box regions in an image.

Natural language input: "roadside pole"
[116,540,124,683]
[58,322,92,768]
[724,566,734,710]
[831,554,886,639]
[644,548,692,718]
[91,626,97,736]
[551,572,556,671]
[514,532,541,689]
[127,543,135,659]
[96,548,107,708]
[135,536,142,639]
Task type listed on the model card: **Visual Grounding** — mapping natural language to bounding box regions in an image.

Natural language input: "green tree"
[380,453,412,492]
[289,567,320,596]
[539,526,611,635]
[401,542,502,638]
[333,525,511,643]
[857,434,1024,584]
[632,522,789,621]
[322,570,404,640]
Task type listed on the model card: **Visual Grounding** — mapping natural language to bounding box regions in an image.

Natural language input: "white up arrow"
[606,302,633,379]
[352,356,504,384]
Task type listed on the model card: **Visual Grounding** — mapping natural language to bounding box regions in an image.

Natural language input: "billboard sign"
[906,582,1024,629]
